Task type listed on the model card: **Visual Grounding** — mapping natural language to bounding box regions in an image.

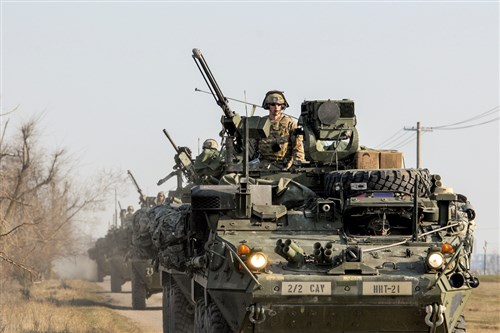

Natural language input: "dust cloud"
[53,255,98,281]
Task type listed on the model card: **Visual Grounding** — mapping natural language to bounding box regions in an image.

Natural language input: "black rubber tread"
[131,261,147,310]
[452,314,467,333]
[205,301,232,333]
[162,278,193,333]
[110,263,122,293]
[194,298,207,333]
[324,168,432,198]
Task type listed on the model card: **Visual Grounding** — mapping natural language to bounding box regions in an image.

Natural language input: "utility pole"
[114,189,118,228]
[483,241,487,275]
[404,122,433,168]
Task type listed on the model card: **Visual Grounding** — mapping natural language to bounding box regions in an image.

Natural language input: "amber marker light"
[237,244,251,255]
[441,243,454,254]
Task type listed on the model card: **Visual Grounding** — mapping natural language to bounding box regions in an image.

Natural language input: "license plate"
[362,281,412,295]
[282,282,331,295]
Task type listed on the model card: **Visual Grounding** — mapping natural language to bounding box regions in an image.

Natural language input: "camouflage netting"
[131,208,158,259]
[149,204,191,270]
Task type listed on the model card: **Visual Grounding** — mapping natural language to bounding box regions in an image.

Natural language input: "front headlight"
[426,252,445,270]
[247,252,268,271]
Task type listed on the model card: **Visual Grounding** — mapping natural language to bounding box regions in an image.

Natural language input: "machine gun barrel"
[127,170,146,205]
[162,129,197,183]
[163,129,180,154]
[192,48,234,119]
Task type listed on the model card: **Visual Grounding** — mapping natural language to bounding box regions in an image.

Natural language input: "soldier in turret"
[155,191,166,205]
[257,90,305,169]
[194,138,224,183]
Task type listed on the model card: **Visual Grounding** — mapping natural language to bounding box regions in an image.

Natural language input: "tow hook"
[425,304,446,331]
[247,304,266,324]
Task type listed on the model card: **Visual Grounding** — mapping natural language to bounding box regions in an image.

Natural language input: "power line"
[374,129,405,148]
[430,105,499,129]
[376,130,413,149]
[392,131,430,150]
[376,105,499,163]
[431,117,499,130]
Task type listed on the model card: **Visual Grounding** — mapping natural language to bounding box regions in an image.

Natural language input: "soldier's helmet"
[127,205,134,213]
[262,90,290,110]
[203,139,218,150]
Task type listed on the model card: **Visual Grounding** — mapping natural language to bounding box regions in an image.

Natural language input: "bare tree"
[0,115,123,283]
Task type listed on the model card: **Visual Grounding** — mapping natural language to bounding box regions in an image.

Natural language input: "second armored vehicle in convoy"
[127,171,163,309]
[147,49,479,333]
[87,213,131,291]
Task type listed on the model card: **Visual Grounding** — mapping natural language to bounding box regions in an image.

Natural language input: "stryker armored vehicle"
[87,236,110,282]
[152,49,479,333]
[87,221,131,291]
[129,206,162,309]
[106,222,133,292]
[127,170,163,309]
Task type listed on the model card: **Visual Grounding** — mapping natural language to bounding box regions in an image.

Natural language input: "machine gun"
[127,170,147,206]
[192,48,241,140]
[162,129,198,184]
[192,48,270,161]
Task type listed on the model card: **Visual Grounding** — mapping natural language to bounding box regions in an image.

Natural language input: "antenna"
[244,90,248,117]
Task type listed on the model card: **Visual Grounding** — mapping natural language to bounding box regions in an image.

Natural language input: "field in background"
[0,279,140,333]
[0,276,497,333]
[465,275,500,333]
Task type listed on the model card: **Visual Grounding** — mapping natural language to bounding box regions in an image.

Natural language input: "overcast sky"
[2,1,499,254]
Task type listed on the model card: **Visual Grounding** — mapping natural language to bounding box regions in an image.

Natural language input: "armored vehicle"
[87,223,131,291]
[151,49,479,333]
[127,171,164,309]
[87,236,110,282]
[106,224,133,292]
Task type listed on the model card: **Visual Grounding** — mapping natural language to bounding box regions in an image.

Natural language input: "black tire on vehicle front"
[194,298,207,333]
[162,277,194,333]
[324,168,432,198]
[452,314,467,333]
[110,262,122,292]
[131,261,147,310]
[205,301,232,333]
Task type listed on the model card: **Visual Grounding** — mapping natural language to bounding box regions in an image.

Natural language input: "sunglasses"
[269,103,282,107]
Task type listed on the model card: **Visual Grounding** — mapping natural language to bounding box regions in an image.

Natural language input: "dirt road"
[95,277,163,333]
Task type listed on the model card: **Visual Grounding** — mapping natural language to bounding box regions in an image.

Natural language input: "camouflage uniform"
[257,90,305,166]
[194,139,224,180]
[258,114,305,163]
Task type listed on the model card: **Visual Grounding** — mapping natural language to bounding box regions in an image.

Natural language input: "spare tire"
[324,168,432,198]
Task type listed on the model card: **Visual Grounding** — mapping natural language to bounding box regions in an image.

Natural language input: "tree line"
[0,114,122,285]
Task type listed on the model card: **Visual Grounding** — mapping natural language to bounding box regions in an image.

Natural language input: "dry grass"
[465,275,500,333]
[0,279,141,333]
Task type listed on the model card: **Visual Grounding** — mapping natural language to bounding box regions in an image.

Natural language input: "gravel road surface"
[95,276,163,333]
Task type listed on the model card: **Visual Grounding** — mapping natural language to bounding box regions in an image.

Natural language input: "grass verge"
[0,279,141,333]
[465,275,500,333]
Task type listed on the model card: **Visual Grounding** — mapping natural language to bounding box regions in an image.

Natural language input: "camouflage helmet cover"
[262,90,290,110]
[127,205,134,212]
[203,139,218,149]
